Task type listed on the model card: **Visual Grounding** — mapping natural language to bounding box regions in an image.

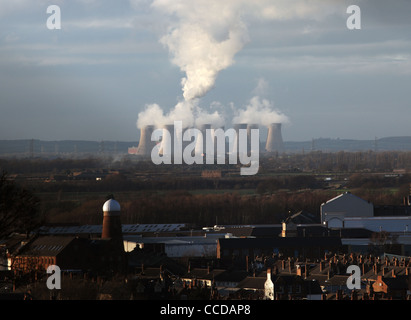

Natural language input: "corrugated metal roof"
[218,237,342,249]
[17,236,75,257]
[344,216,411,232]
[37,223,186,235]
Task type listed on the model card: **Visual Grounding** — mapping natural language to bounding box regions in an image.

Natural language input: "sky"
[0,0,410,142]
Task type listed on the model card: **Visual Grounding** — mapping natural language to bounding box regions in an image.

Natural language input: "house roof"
[322,192,371,206]
[181,268,226,281]
[236,273,323,294]
[363,266,411,282]
[304,279,323,294]
[286,210,319,224]
[323,275,349,286]
[214,270,249,283]
[16,236,76,257]
[379,275,411,290]
[237,276,266,290]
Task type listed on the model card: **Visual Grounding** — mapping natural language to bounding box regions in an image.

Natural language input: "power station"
[134,121,285,157]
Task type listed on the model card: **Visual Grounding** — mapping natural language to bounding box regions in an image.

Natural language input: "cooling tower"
[159,124,175,158]
[265,123,284,153]
[195,123,212,156]
[136,125,156,156]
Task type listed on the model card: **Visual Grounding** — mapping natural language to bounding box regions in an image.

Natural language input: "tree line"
[1,150,411,174]
[1,150,411,233]
[45,190,333,226]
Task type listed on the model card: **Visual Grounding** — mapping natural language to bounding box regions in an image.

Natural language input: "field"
[1,150,410,229]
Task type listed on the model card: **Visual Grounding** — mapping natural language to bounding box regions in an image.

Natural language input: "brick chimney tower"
[102,197,123,241]
[100,196,126,273]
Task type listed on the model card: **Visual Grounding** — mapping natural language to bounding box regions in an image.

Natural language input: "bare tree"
[0,171,42,239]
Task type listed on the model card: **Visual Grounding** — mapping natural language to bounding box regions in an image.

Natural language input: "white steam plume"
[148,0,346,101]
[135,0,345,132]
[136,99,225,129]
[137,100,195,129]
[151,0,249,101]
[233,96,289,127]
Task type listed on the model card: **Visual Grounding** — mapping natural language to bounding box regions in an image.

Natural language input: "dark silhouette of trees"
[0,171,43,238]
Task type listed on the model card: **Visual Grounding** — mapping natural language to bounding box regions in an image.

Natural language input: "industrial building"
[4,198,127,275]
[321,192,411,233]
[321,192,374,228]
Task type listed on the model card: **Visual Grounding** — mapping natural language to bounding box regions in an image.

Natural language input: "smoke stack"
[265,123,284,153]
[137,125,156,156]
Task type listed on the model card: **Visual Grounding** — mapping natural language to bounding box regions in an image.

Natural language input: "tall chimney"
[136,125,156,156]
[265,123,284,153]
[102,197,123,242]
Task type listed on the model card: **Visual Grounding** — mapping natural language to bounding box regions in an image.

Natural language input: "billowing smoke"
[135,0,345,133]
[194,102,226,128]
[233,96,289,127]
[136,99,224,129]
[148,0,345,101]
[152,0,250,101]
[136,103,166,129]
[137,100,196,129]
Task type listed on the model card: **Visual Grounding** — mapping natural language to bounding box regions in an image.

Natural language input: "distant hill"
[0,140,137,158]
[284,136,411,153]
[1,136,411,158]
